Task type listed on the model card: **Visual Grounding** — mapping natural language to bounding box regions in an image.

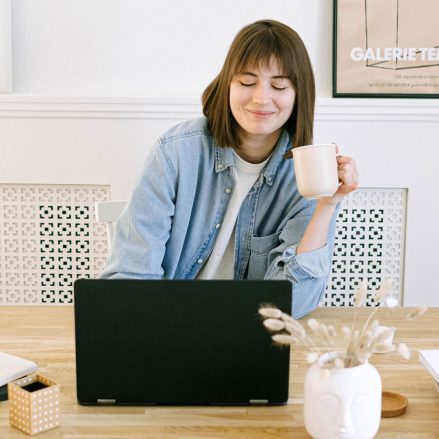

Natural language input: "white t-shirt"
[197,151,270,279]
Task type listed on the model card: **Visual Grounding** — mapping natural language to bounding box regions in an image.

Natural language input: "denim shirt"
[100,117,339,319]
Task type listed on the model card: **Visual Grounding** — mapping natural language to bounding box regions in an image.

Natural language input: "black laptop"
[74,279,291,405]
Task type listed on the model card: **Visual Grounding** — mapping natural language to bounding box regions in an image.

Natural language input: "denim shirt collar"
[214,129,292,186]
[214,140,235,173]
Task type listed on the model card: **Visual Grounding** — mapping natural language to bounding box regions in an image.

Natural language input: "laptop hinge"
[250,399,268,405]
[97,398,116,405]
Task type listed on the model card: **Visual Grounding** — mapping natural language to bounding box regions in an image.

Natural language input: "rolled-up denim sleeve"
[264,202,340,319]
[100,140,176,279]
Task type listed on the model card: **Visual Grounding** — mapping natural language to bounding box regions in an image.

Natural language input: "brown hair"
[202,19,315,157]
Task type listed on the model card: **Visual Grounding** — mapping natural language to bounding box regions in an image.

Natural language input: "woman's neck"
[234,129,281,164]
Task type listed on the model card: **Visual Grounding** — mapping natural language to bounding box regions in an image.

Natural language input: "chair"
[94,201,126,250]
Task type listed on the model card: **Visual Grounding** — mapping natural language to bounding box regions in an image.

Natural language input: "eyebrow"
[239,71,289,80]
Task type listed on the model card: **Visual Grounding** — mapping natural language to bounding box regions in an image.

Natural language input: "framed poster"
[333,0,439,98]
[0,0,11,93]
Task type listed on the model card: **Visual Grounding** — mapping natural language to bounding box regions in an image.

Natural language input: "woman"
[101,19,359,318]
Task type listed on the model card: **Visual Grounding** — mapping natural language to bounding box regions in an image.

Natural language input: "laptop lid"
[74,279,291,405]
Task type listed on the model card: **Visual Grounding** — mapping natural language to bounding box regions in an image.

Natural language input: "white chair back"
[94,201,126,249]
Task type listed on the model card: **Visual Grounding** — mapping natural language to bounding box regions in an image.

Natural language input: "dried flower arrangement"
[259,279,427,369]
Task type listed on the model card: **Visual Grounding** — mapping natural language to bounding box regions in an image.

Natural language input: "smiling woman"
[202,20,316,159]
[100,19,359,319]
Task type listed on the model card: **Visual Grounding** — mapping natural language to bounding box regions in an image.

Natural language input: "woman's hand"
[296,152,358,255]
[319,151,359,207]
[296,146,358,255]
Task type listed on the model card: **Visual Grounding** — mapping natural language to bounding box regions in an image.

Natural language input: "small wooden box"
[8,374,60,436]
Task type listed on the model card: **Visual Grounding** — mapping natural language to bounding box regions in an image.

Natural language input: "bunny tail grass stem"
[303,333,323,356]
[358,307,380,343]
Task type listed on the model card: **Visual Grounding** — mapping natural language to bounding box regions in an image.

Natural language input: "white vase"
[304,352,382,439]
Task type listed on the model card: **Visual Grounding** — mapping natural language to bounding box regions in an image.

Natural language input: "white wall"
[0,0,11,92]
[1,0,439,306]
[11,0,333,97]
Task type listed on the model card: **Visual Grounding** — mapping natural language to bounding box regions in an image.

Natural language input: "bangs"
[232,31,293,82]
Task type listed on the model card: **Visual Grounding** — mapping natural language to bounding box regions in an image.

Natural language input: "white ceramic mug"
[372,325,395,354]
[292,143,339,199]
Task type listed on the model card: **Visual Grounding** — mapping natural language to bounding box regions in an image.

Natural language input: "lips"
[246,109,276,118]
[335,429,355,438]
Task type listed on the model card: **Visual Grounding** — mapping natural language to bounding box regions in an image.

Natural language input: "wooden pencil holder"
[8,374,60,436]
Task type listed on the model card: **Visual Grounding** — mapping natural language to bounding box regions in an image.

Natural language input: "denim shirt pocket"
[247,231,281,279]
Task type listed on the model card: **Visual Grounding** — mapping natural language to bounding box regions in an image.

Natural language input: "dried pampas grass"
[259,279,427,369]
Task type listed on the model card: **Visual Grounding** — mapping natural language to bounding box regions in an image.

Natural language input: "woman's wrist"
[315,198,339,213]
[296,199,337,255]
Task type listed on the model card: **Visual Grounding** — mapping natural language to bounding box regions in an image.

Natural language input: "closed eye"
[239,82,287,90]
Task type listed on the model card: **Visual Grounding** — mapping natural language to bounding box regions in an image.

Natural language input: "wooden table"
[0,306,438,438]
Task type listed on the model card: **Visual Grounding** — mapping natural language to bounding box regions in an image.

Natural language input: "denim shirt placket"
[233,131,289,279]
[186,148,236,279]
[233,175,263,279]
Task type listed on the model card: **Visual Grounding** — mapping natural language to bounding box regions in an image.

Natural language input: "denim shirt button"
[215,223,221,229]
[217,164,224,170]
[225,188,232,193]
[197,258,203,264]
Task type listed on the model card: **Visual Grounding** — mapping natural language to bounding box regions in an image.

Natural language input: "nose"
[252,82,271,106]
[337,404,354,436]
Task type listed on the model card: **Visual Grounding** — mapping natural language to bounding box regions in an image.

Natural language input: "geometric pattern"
[0,184,406,307]
[0,184,110,304]
[323,188,407,307]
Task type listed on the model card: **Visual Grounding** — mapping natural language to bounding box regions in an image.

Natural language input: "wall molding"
[0,95,438,121]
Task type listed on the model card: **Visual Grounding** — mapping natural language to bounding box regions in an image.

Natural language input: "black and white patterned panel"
[323,188,406,307]
[0,184,110,305]
[0,185,406,306]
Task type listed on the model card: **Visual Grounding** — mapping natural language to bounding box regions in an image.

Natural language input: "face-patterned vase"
[304,352,382,439]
